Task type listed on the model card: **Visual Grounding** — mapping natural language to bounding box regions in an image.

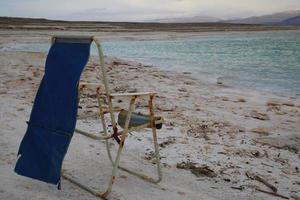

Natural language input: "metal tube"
[74,128,110,140]
[148,95,163,182]
[62,173,104,198]
[93,38,117,130]
[103,97,136,196]
[96,89,110,138]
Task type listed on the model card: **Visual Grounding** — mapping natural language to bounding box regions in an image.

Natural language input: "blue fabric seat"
[15,37,92,185]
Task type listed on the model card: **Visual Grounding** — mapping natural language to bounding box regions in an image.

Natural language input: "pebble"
[251,127,270,135]
[250,110,270,120]
[237,98,246,102]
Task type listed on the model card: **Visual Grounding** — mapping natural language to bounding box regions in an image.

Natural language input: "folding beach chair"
[15,35,163,198]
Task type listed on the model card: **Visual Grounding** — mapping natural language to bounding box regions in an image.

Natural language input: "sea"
[3,30,300,97]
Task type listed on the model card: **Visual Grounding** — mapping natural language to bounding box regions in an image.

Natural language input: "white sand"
[0,31,299,200]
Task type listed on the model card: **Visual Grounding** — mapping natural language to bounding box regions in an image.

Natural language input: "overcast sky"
[0,0,299,21]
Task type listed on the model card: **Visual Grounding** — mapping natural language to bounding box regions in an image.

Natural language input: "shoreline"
[1,29,300,42]
[1,31,300,100]
[1,16,300,33]
[0,31,300,200]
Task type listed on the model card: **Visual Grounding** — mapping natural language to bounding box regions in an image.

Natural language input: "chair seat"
[118,110,163,129]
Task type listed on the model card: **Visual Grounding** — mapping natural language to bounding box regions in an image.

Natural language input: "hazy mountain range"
[223,10,300,25]
[153,10,300,25]
[1,10,300,26]
[280,15,300,26]
[151,16,221,23]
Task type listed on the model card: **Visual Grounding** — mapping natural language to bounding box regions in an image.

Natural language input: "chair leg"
[99,97,136,197]
[100,131,127,197]
[104,95,162,184]
[148,95,163,182]
[62,97,136,198]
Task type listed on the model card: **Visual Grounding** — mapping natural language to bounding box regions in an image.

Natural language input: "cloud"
[0,0,299,20]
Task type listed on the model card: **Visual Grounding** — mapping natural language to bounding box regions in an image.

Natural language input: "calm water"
[4,31,300,96]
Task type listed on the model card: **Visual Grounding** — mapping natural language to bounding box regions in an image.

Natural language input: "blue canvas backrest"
[30,36,93,133]
[46,37,92,87]
[15,36,93,185]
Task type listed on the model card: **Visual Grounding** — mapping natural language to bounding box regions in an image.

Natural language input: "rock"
[159,137,176,148]
[144,64,154,68]
[32,71,39,77]
[226,127,240,134]
[237,126,246,132]
[184,81,194,85]
[178,88,187,92]
[250,150,263,158]
[177,191,187,196]
[282,102,295,107]
[112,60,128,66]
[251,127,270,135]
[221,97,229,101]
[228,126,246,133]
[237,97,246,102]
[266,100,281,107]
[113,86,127,92]
[267,99,294,107]
[267,105,281,112]
[0,90,7,95]
[187,122,215,140]
[119,175,127,179]
[250,110,270,120]
[176,161,217,178]
[156,105,176,112]
[191,166,217,178]
[128,88,137,93]
[231,186,245,191]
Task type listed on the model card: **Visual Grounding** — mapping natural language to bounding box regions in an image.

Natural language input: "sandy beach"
[0,28,300,200]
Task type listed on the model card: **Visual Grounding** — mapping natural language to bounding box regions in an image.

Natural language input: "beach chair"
[15,35,163,198]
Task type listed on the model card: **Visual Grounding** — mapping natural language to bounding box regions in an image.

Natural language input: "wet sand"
[0,30,299,200]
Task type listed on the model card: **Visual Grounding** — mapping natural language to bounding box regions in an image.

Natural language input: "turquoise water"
[4,31,300,96]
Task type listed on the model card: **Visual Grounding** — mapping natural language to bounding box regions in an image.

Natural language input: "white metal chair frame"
[53,36,163,198]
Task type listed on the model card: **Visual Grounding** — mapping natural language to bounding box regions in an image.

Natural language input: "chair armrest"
[110,92,156,98]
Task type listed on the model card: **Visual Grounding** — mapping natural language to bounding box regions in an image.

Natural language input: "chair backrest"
[53,36,118,134]
[15,35,93,185]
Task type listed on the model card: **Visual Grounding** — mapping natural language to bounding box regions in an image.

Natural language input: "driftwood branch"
[255,187,289,199]
[245,171,277,192]
[253,174,277,192]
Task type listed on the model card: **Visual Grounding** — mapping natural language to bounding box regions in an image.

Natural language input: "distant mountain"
[151,15,221,23]
[224,10,300,25]
[280,15,300,26]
